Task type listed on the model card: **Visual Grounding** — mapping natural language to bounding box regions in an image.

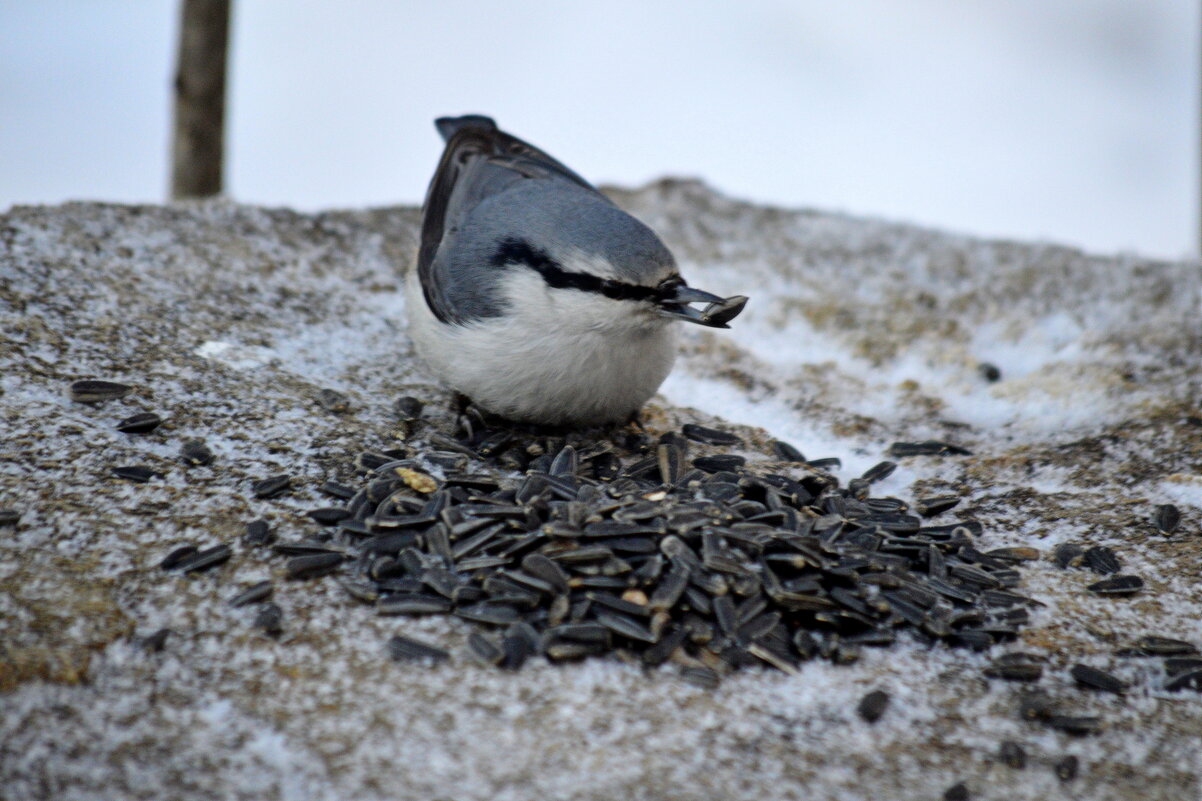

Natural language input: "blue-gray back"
[418,116,675,325]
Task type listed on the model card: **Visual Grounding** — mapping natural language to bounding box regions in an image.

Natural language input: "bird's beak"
[656,281,748,328]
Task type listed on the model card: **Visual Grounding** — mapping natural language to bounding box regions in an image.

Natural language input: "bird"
[406,115,746,426]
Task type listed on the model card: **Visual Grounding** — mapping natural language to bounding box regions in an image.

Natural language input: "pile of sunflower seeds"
[238,397,1050,687]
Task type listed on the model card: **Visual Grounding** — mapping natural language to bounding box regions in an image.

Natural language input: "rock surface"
[1,181,1201,800]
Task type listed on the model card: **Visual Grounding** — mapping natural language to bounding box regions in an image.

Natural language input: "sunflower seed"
[393,396,425,420]
[316,388,350,413]
[179,439,214,466]
[682,424,742,446]
[1043,716,1101,736]
[942,782,969,801]
[70,379,131,403]
[378,594,453,615]
[1086,575,1143,596]
[253,603,283,635]
[680,666,720,689]
[1082,546,1120,575]
[228,580,273,607]
[700,294,748,327]
[1053,543,1085,569]
[252,475,292,499]
[1164,669,1202,692]
[770,440,806,462]
[113,465,164,483]
[387,634,449,664]
[889,441,972,457]
[116,412,162,433]
[243,519,275,547]
[1153,504,1180,533]
[159,544,199,570]
[998,740,1026,769]
[977,363,1001,382]
[1164,657,1202,676]
[1054,755,1079,782]
[857,689,889,723]
[286,552,344,579]
[0,508,21,527]
[1116,635,1197,656]
[177,544,232,573]
[1070,664,1126,694]
[861,461,896,483]
[915,495,960,517]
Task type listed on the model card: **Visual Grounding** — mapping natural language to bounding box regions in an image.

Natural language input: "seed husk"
[116,412,162,433]
[177,544,232,573]
[229,580,273,607]
[857,689,889,723]
[396,467,438,494]
[179,439,214,466]
[1086,575,1143,596]
[252,474,292,499]
[387,634,449,664]
[1053,543,1085,569]
[1070,664,1127,694]
[680,665,720,689]
[1153,504,1181,533]
[70,379,131,403]
[113,465,165,483]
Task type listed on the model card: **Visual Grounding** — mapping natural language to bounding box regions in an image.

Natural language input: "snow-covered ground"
[1,183,1200,800]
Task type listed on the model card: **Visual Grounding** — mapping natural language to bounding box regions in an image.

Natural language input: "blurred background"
[2,0,1198,259]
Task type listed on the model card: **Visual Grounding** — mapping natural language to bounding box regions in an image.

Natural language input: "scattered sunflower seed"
[244,519,275,547]
[113,465,164,483]
[1116,636,1197,657]
[307,507,351,526]
[387,634,449,664]
[1043,715,1102,736]
[998,740,1026,769]
[857,690,889,723]
[228,580,273,607]
[0,509,20,527]
[1054,755,1079,782]
[977,363,1001,382]
[915,495,960,517]
[177,544,232,573]
[253,603,283,635]
[140,628,171,652]
[889,441,972,457]
[115,412,162,433]
[770,440,806,462]
[393,396,425,420]
[1153,504,1180,533]
[1086,575,1143,596]
[943,781,969,801]
[1070,664,1127,694]
[252,474,292,499]
[1163,669,1202,692]
[69,379,131,403]
[179,439,214,466]
[286,552,344,579]
[316,388,350,413]
[1081,546,1120,575]
[681,424,742,446]
[159,544,199,570]
[860,461,896,483]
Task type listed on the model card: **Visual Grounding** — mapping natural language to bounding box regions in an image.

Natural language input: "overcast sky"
[2,1,1197,259]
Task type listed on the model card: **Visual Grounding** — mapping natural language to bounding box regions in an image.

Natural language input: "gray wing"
[418,116,609,325]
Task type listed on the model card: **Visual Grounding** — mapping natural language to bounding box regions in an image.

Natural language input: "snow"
[1,183,1201,800]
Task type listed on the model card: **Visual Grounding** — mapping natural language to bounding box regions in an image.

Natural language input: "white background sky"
[2,1,1198,259]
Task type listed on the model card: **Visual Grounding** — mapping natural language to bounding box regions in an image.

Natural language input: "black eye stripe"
[490,237,665,302]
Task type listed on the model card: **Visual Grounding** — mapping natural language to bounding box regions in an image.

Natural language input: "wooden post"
[170,0,231,199]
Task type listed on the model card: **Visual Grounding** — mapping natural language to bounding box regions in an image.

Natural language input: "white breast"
[405,269,678,425]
